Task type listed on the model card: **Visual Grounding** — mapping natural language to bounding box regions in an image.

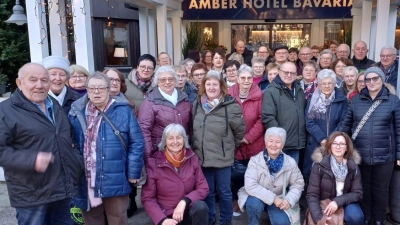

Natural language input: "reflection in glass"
[103,21,130,66]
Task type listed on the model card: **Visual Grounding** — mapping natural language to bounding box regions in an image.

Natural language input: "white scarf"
[158,87,178,106]
[48,86,67,106]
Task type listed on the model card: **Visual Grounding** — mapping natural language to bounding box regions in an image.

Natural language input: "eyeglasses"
[365,76,381,84]
[357,80,365,84]
[139,65,154,71]
[159,77,175,83]
[280,70,297,76]
[332,142,347,148]
[337,51,348,54]
[110,78,121,84]
[299,53,312,57]
[193,73,206,77]
[226,68,237,73]
[320,82,334,87]
[177,75,187,79]
[380,54,395,59]
[335,65,347,68]
[70,75,86,80]
[87,87,108,93]
[303,69,315,72]
[321,57,332,61]
[239,76,253,82]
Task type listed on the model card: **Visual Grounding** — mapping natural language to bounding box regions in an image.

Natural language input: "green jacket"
[262,80,306,150]
[192,95,246,168]
[125,69,155,110]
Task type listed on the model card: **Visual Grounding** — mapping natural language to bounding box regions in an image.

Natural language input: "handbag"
[304,199,344,225]
[98,109,147,187]
[282,171,301,225]
[231,147,248,181]
[351,100,382,141]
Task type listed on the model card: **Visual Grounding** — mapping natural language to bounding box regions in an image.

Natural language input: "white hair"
[317,69,337,85]
[343,66,358,76]
[264,127,287,145]
[86,71,111,88]
[238,64,254,77]
[153,65,179,87]
[158,124,190,151]
[18,63,48,79]
[381,45,397,55]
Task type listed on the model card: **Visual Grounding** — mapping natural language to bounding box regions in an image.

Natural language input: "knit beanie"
[364,67,385,82]
[42,56,71,78]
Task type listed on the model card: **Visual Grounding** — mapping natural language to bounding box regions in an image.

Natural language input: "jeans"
[344,204,364,225]
[245,196,290,225]
[15,198,72,225]
[359,163,393,221]
[283,149,301,164]
[202,166,233,224]
[168,201,209,225]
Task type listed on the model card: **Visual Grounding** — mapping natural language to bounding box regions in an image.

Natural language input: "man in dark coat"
[226,40,253,66]
[351,41,375,71]
[0,63,83,225]
[371,45,398,88]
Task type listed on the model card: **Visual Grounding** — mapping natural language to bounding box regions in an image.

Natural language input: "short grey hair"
[317,49,337,69]
[338,43,350,53]
[238,64,254,77]
[18,63,48,79]
[264,127,287,145]
[251,57,265,65]
[343,66,358,76]
[173,65,186,74]
[317,69,337,85]
[381,45,397,55]
[86,71,110,87]
[184,59,195,66]
[153,65,179,87]
[205,70,221,80]
[158,123,190,151]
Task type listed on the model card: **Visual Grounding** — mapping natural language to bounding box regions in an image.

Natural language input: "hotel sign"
[182,0,353,19]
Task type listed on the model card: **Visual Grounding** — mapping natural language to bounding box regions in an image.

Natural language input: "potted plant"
[0,74,8,95]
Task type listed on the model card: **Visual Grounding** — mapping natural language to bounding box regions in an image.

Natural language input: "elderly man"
[336,43,351,59]
[257,45,272,65]
[0,63,83,225]
[157,52,171,66]
[372,45,399,88]
[352,41,375,71]
[226,40,253,66]
[296,46,313,75]
[262,62,306,163]
[273,45,289,65]
[42,56,81,114]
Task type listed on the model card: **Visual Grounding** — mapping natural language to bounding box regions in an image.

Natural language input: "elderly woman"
[228,65,265,216]
[69,64,90,96]
[300,61,318,100]
[251,57,266,86]
[306,131,363,225]
[42,56,81,114]
[211,48,226,75]
[317,49,336,71]
[202,50,213,70]
[259,62,279,92]
[340,67,400,225]
[331,58,354,88]
[192,70,246,225]
[173,65,197,104]
[340,66,359,96]
[223,60,241,88]
[126,54,157,110]
[348,72,366,101]
[141,123,209,225]
[238,127,304,225]
[304,69,348,179]
[68,72,145,225]
[139,65,191,159]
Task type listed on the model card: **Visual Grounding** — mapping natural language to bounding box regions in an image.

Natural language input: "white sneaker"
[233,212,241,217]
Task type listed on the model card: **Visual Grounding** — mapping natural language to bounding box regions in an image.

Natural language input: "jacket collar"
[147,87,188,104]
[311,146,361,172]
[154,148,196,166]
[360,85,389,100]
[253,151,294,174]
[352,56,370,65]
[229,83,263,103]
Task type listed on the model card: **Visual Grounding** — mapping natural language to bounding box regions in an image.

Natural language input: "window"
[103,21,131,66]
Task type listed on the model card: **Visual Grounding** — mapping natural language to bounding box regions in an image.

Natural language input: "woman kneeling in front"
[141,124,209,225]
[238,127,304,225]
[306,131,363,225]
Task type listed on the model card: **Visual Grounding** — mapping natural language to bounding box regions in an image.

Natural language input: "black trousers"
[167,201,209,225]
[359,162,393,221]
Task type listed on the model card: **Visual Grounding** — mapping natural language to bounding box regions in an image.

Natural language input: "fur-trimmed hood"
[311,146,361,165]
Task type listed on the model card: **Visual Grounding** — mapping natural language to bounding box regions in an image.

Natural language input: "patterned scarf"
[303,78,318,100]
[136,71,153,94]
[201,94,223,114]
[307,87,335,119]
[164,147,186,168]
[263,148,284,181]
[83,98,114,207]
[330,156,348,182]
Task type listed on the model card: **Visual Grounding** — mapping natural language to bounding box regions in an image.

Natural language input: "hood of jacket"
[229,83,262,102]
[311,146,361,165]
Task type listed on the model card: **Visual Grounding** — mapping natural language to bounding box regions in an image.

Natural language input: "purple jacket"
[141,149,209,225]
[138,87,192,159]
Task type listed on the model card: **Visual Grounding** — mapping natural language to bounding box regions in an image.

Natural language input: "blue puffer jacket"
[68,95,145,210]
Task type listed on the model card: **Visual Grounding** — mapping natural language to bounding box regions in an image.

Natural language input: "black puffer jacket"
[340,86,400,165]
[0,90,84,207]
[62,86,81,114]
[306,147,363,224]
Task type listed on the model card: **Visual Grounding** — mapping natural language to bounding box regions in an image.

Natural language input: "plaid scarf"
[136,71,153,94]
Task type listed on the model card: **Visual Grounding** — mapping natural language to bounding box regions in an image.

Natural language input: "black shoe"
[374,221,383,225]
[208,220,215,225]
[127,200,137,218]
[221,221,232,225]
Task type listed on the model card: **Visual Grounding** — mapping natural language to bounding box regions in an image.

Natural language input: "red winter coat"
[141,149,209,225]
[138,87,191,159]
[228,83,265,160]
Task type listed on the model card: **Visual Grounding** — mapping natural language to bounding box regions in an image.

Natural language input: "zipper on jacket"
[200,116,208,166]
[294,96,300,147]
[326,105,332,137]
[221,140,225,157]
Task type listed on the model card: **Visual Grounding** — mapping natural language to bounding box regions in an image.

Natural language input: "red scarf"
[164,147,186,168]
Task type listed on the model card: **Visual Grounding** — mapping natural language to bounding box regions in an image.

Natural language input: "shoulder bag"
[351,100,382,141]
[282,171,301,225]
[98,109,147,187]
[304,199,344,225]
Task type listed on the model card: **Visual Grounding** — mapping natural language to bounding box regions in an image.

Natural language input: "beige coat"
[238,152,304,211]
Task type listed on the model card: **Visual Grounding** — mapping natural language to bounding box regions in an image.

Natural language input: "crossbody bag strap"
[98,109,127,150]
[351,100,382,141]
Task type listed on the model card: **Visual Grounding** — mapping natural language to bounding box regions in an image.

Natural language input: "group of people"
[0,38,399,225]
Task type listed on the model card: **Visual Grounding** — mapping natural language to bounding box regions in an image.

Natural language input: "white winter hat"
[42,56,71,78]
